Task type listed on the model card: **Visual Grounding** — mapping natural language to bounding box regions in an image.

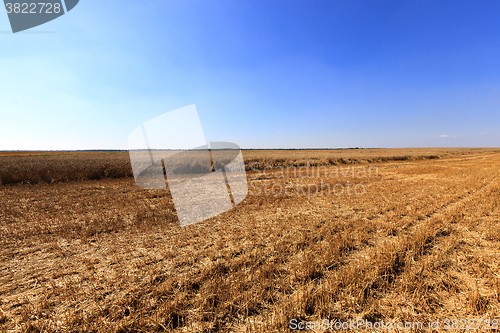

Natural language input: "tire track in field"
[380,178,500,327]
[255,154,500,330]
[340,157,497,275]
[343,157,500,318]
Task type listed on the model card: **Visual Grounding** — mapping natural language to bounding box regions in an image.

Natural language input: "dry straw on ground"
[1,148,500,332]
[0,148,491,185]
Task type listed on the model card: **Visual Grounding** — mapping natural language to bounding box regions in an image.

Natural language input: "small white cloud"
[439,134,450,138]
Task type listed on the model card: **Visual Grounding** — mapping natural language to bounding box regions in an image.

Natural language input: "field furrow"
[1,149,500,332]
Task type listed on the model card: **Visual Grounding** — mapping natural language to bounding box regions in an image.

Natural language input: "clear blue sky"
[1,0,500,149]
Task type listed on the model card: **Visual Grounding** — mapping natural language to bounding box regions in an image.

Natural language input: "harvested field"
[1,148,500,332]
[0,148,497,185]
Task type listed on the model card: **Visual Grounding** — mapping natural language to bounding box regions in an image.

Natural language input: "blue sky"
[1,0,500,149]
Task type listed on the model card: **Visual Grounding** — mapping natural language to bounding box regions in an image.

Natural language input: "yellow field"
[1,148,500,332]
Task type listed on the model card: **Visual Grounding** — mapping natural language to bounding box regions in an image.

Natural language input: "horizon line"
[1,147,499,152]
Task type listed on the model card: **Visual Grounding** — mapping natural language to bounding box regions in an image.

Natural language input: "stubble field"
[1,148,500,332]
